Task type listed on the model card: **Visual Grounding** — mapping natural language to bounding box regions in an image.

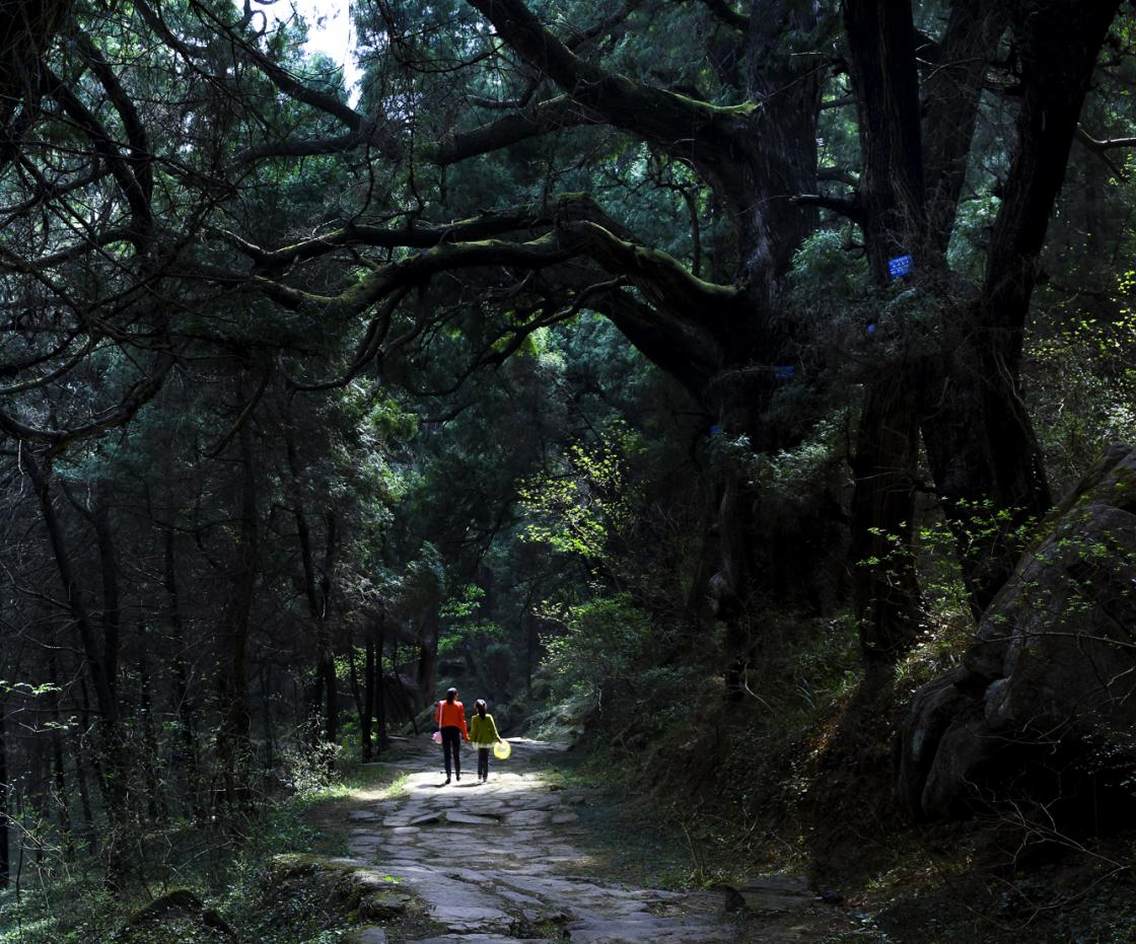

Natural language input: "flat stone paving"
[344,738,737,944]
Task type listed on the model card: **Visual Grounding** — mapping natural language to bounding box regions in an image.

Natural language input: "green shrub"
[541,593,653,709]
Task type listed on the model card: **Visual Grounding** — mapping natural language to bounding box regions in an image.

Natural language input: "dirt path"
[329,737,850,944]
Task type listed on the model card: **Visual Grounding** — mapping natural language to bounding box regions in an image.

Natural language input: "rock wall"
[899,444,1136,818]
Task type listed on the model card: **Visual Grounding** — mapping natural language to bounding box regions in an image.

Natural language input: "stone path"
[338,737,840,943]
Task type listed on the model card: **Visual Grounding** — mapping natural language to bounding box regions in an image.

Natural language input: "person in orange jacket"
[435,687,469,783]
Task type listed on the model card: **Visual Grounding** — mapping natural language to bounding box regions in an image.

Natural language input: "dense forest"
[1,0,1135,941]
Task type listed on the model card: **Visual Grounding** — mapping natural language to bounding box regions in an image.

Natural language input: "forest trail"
[329,737,850,944]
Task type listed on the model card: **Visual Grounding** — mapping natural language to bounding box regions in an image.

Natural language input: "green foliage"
[1028,287,1136,490]
[540,593,653,707]
[947,193,1002,278]
[518,429,641,562]
[279,731,344,795]
[0,680,60,697]
[788,229,869,310]
[439,583,486,619]
[0,777,347,944]
[745,411,848,496]
[438,620,503,657]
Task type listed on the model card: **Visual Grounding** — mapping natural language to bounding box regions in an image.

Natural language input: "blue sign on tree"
[774,365,796,381]
[888,254,914,279]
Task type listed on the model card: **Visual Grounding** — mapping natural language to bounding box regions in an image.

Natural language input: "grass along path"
[303,735,855,944]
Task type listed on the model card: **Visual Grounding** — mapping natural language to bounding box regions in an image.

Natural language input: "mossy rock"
[359,887,414,920]
[119,888,234,943]
[900,443,1136,819]
[262,854,420,928]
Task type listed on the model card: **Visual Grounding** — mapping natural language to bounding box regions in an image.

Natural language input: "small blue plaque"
[774,365,796,381]
[888,254,913,279]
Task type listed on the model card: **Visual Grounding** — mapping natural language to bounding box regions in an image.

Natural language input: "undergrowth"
[546,607,1136,942]
[0,756,410,944]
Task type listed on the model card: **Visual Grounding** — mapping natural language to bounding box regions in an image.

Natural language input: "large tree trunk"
[850,373,922,669]
[842,0,928,667]
[920,344,1052,614]
[918,0,1118,612]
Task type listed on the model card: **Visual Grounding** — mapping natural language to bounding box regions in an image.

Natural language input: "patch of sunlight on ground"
[0,911,53,943]
[351,772,411,803]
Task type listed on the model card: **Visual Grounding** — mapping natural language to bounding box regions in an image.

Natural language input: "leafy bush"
[541,594,653,709]
[278,727,342,795]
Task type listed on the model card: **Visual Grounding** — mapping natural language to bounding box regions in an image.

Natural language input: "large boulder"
[899,444,1136,819]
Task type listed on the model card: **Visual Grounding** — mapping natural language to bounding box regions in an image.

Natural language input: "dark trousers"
[441,726,461,777]
[477,747,490,780]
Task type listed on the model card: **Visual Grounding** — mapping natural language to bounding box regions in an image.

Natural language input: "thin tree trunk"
[416,609,439,710]
[392,639,418,734]
[71,723,97,856]
[217,402,258,811]
[0,692,9,887]
[164,524,203,820]
[47,653,74,861]
[362,627,375,762]
[25,454,129,883]
[76,678,107,824]
[284,415,341,750]
[376,623,388,752]
[261,663,276,774]
[138,649,165,823]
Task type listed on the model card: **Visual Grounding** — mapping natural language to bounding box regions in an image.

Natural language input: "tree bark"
[71,718,98,856]
[842,0,927,666]
[48,652,74,861]
[216,397,258,810]
[0,692,8,887]
[850,372,923,667]
[284,415,341,750]
[138,649,165,823]
[362,629,375,762]
[164,523,203,820]
[376,622,388,752]
[919,0,1119,612]
[416,607,440,709]
[25,453,130,881]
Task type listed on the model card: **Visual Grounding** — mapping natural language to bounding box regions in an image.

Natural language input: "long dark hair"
[446,687,458,704]
[475,698,487,718]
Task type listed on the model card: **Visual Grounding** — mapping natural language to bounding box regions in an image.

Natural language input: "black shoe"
[445,776,451,784]
[456,772,461,780]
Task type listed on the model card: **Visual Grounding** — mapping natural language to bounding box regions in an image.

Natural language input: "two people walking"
[434,687,503,784]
